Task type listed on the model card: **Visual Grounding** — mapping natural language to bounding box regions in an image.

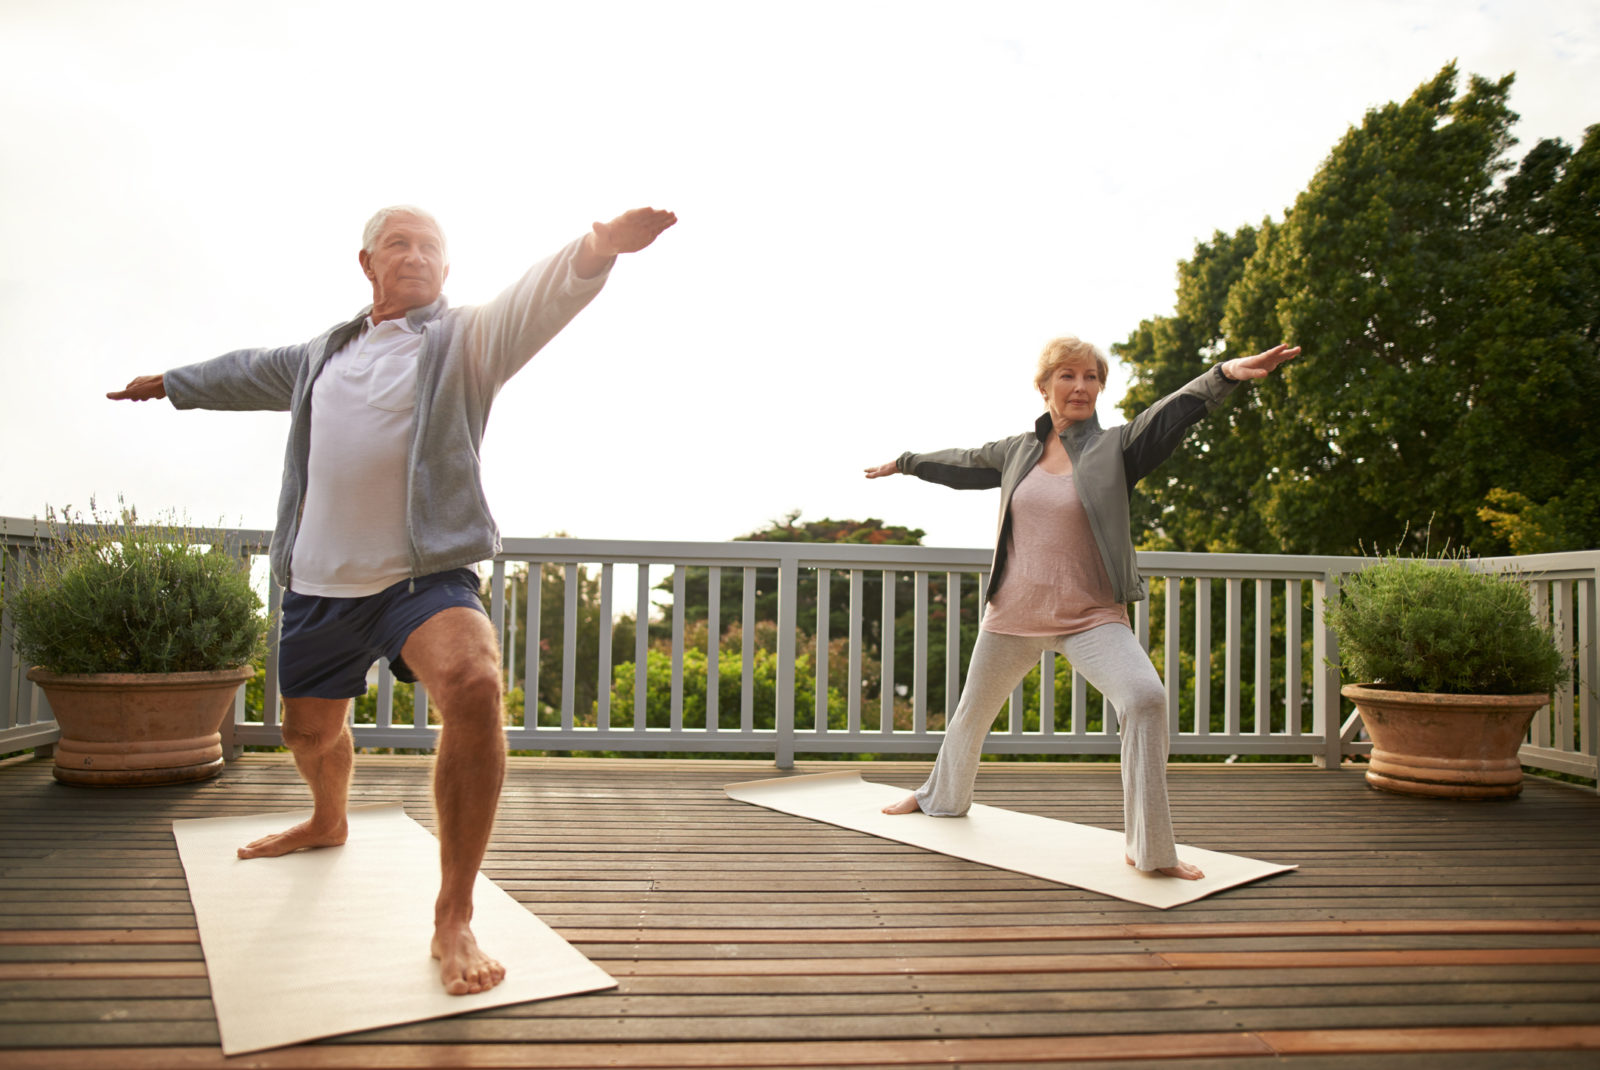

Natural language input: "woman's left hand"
[1222,343,1301,381]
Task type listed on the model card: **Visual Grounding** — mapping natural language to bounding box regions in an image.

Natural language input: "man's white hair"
[361,205,448,259]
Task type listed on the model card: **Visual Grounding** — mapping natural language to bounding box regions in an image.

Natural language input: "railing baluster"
[816,568,830,734]
[1312,572,1343,768]
[376,660,394,731]
[1194,577,1211,737]
[913,571,928,736]
[562,563,579,732]
[1285,579,1302,736]
[0,550,17,734]
[524,565,541,728]
[597,564,613,732]
[848,569,863,735]
[1554,580,1575,757]
[1073,668,1088,735]
[1579,574,1597,773]
[1531,581,1551,748]
[742,566,756,733]
[946,572,962,723]
[775,555,798,769]
[706,566,720,733]
[1225,577,1242,737]
[490,559,507,682]
[264,582,283,730]
[1164,577,1180,735]
[1254,579,1272,736]
[670,566,685,733]
[1040,651,1055,736]
[634,565,649,733]
[881,570,896,735]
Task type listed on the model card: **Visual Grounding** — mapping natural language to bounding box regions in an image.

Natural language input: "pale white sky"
[2,0,1596,553]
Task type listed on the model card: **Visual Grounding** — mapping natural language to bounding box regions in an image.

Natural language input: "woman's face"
[1042,359,1102,425]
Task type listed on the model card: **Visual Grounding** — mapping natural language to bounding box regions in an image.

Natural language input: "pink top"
[981,463,1130,637]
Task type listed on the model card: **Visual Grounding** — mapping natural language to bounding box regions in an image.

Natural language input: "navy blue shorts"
[278,568,487,699]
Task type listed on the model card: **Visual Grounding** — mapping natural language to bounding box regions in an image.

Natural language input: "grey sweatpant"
[913,624,1181,870]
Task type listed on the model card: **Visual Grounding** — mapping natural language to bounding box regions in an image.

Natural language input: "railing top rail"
[0,517,273,553]
[4,518,1594,579]
[495,538,1372,578]
[495,537,992,570]
[1467,550,1600,577]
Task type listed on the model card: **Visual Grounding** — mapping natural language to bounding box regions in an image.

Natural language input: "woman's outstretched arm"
[863,461,899,479]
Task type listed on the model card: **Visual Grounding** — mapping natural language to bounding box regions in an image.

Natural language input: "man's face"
[359,213,449,313]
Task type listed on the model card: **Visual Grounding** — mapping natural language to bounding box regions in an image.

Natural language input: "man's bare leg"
[400,607,508,995]
[238,697,354,858]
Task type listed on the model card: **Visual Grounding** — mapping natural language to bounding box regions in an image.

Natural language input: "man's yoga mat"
[172,803,615,1055]
[724,770,1294,909]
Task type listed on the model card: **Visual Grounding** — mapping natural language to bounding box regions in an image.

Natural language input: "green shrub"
[1326,556,1568,694]
[1,505,268,674]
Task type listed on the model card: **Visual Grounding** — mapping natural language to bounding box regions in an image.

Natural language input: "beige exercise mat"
[725,770,1294,909]
[172,803,615,1055]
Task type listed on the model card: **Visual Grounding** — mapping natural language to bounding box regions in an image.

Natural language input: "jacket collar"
[1034,410,1103,443]
[404,296,449,330]
[344,296,451,335]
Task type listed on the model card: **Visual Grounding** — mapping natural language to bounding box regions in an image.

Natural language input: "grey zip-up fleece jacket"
[896,364,1239,607]
[164,235,610,589]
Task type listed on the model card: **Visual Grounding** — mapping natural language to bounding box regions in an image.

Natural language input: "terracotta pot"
[1341,683,1548,799]
[26,666,254,787]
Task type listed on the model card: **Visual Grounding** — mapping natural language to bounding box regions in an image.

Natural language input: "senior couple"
[110,204,1296,994]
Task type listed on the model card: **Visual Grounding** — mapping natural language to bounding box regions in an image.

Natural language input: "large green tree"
[1117,65,1600,555]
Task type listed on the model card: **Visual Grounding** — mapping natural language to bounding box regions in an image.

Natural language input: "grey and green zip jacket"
[163,235,610,589]
[896,365,1239,607]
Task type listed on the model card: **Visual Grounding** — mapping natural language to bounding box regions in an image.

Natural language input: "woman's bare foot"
[432,921,505,995]
[237,819,348,859]
[1125,854,1205,880]
[881,794,921,815]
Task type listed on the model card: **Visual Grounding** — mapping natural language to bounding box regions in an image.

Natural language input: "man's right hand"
[107,375,166,401]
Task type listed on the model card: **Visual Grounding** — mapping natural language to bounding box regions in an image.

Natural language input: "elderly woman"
[865,337,1299,879]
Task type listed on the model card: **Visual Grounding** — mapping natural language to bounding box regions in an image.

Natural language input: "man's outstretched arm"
[107,375,166,401]
[108,344,303,411]
[574,207,678,278]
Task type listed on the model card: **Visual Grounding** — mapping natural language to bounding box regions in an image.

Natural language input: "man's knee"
[281,713,349,754]
[434,660,504,723]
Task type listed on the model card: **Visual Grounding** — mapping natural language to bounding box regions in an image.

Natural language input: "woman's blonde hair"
[1034,336,1109,394]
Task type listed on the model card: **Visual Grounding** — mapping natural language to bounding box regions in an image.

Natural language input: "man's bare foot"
[881,794,921,815]
[237,819,347,859]
[1125,854,1205,880]
[432,921,505,995]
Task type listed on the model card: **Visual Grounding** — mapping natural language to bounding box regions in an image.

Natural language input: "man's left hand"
[591,207,678,257]
[576,207,676,278]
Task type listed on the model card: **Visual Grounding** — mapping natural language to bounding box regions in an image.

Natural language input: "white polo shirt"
[288,316,421,597]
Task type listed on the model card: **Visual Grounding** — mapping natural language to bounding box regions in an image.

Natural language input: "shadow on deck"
[3,754,1600,1068]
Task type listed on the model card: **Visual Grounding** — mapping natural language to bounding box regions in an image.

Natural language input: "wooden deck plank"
[3,1025,1599,1068]
[2,753,1599,1064]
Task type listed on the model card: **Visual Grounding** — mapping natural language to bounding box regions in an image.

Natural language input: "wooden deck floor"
[2,753,1599,1069]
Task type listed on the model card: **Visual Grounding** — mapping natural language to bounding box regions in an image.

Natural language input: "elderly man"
[108,204,676,994]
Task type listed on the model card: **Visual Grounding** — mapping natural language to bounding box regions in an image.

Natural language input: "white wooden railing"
[2,518,1596,785]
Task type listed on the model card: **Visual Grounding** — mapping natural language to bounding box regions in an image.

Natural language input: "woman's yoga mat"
[172,803,615,1055]
[724,770,1295,909]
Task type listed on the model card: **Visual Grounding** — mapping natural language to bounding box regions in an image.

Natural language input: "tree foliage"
[1116,65,1600,555]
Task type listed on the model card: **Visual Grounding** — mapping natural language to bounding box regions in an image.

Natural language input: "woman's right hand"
[863,461,898,479]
